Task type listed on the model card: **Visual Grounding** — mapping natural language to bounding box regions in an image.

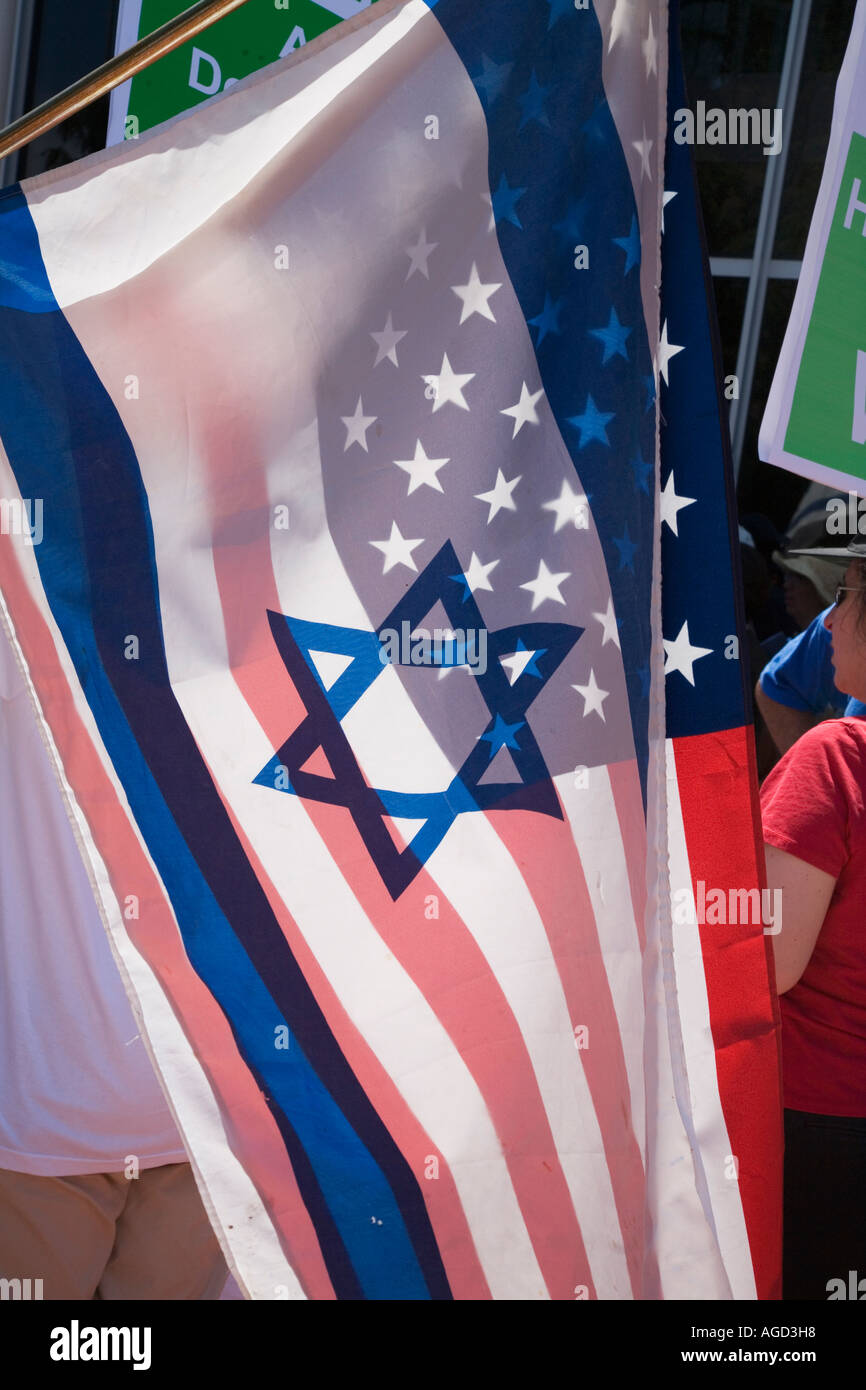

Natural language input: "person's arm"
[763,842,836,994]
[754,680,821,756]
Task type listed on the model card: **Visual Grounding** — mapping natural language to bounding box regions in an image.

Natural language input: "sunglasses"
[834,585,866,607]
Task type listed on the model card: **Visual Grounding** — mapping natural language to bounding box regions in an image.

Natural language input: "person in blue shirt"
[757,542,866,756]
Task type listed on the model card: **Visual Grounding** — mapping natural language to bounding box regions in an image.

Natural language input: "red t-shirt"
[761,718,866,1117]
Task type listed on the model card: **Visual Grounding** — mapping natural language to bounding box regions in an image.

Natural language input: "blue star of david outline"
[254,541,583,899]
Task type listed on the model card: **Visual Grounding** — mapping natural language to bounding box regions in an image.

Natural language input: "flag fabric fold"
[0,0,779,1299]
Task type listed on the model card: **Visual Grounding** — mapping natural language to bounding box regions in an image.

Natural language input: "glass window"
[710,275,748,384]
[15,0,118,181]
[736,277,808,522]
[681,0,789,258]
[772,0,858,259]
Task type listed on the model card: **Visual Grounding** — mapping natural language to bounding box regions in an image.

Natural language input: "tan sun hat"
[773,519,859,606]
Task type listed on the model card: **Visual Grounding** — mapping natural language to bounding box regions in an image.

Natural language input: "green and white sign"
[760,0,866,493]
[108,0,376,144]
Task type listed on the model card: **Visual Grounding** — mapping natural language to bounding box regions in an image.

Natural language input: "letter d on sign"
[189,47,222,96]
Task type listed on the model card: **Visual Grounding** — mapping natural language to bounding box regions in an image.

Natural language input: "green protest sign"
[784,132,866,484]
[760,3,866,493]
[109,0,376,142]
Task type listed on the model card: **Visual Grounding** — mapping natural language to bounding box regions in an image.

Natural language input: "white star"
[661,189,677,233]
[660,471,697,536]
[451,263,502,324]
[462,551,499,594]
[663,620,713,686]
[405,227,438,280]
[656,319,685,386]
[436,629,475,680]
[370,521,424,574]
[608,0,633,51]
[423,353,475,412]
[593,597,621,649]
[642,14,658,76]
[370,312,407,367]
[501,381,545,438]
[520,559,570,611]
[499,648,539,686]
[572,669,609,721]
[341,396,377,452]
[475,469,521,523]
[543,479,589,532]
[632,125,653,181]
[393,440,450,495]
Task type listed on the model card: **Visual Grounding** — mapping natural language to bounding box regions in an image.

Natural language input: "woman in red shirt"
[762,550,866,1300]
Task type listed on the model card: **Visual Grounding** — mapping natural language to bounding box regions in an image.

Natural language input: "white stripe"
[28,0,427,307]
[556,763,647,1168]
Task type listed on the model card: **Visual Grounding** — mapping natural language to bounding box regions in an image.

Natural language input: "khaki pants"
[0,1162,228,1300]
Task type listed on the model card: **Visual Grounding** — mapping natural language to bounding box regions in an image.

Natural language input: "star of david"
[254,541,582,899]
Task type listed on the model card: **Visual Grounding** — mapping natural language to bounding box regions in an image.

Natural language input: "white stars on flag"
[423,353,475,412]
[462,551,500,594]
[342,397,377,451]
[370,312,407,367]
[475,469,521,523]
[405,228,438,280]
[451,263,502,323]
[660,471,696,536]
[608,0,634,52]
[642,15,658,77]
[593,597,620,649]
[499,646,539,686]
[370,522,424,574]
[572,669,609,721]
[656,320,685,386]
[543,479,588,532]
[501,382,545,437]
[520,559,570,610]
[663,621,713,686]
[632,125,653,182]
[393,441,450,495]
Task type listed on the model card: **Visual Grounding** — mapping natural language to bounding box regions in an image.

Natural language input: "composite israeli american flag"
[0,0,780,1298]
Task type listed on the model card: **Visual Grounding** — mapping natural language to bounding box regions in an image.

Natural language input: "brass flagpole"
[0,0,252,163]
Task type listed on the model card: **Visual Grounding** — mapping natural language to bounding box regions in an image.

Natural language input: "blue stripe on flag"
[0,185,450,1302]
[660,0,750,739]
[426,0,656,795]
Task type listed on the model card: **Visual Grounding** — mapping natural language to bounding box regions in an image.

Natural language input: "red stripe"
[672,726,783,1300]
